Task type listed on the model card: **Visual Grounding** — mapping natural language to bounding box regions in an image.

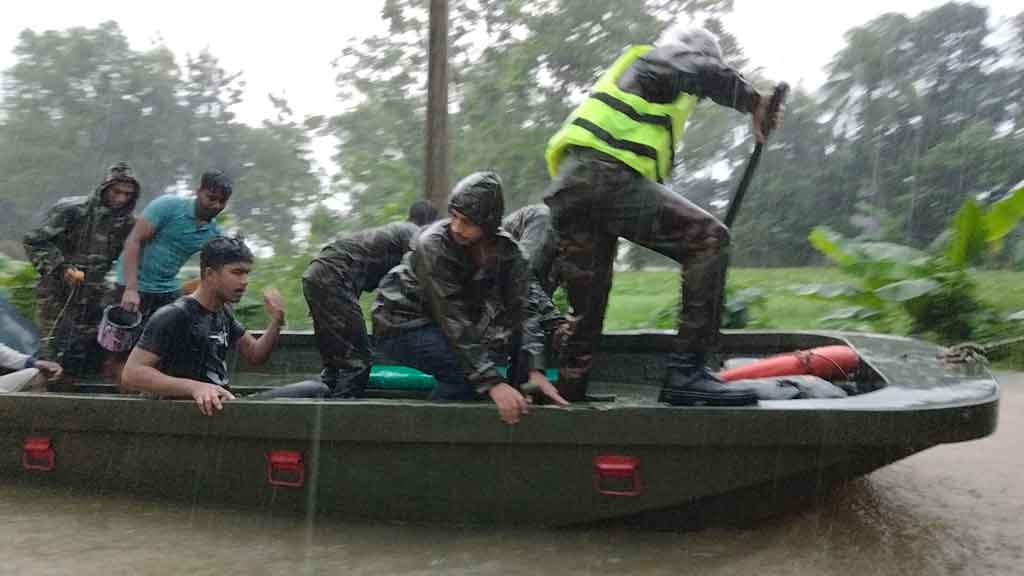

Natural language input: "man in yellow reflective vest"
[543,26,781,406]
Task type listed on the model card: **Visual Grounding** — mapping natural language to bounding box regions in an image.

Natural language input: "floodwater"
[1,374,1021,576]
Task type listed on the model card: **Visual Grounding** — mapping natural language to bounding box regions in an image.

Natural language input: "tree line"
[2,2,1023,269]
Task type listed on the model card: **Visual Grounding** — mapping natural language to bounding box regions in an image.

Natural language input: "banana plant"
[797,183,1024,342]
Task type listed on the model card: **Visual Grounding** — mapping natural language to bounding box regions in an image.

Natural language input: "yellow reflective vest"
[545,45,698,183]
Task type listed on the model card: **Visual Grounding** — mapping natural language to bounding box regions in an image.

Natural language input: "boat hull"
[0,330,999,526]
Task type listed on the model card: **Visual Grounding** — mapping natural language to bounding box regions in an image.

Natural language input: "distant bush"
[0,255,38,320]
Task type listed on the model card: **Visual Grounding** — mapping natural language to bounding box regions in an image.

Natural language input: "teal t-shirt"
[116,195,222,294]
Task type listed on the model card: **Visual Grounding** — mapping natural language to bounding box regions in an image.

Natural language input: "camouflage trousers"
[35,276,110,376]
[301,261,372,387]
[543,148,730,399]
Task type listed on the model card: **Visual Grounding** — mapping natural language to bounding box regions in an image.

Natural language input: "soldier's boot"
[555,353,592,403]
[330,366,370,399]
[320,366,340,389]
[658,352,757,406]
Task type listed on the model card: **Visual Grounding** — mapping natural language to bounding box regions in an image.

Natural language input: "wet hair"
[200,171,234,197]
[200,236,253,275]
[407,200,440,226]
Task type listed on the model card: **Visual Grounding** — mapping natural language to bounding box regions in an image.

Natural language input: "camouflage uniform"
[23,163,141,376]
[373,173,546,399]
[302,221,421,396]
[543,40,759,401]
[501,204,572,356]
[501,204,559,294]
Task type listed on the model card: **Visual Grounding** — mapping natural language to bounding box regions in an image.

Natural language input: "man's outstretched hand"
[752,89,785,143]
[263,287,286,323]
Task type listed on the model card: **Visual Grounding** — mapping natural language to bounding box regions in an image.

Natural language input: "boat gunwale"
[0,330,999,447]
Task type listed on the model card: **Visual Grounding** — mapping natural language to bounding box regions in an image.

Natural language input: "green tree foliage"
[0,21,321,256]
[3,3,1023,273]
[328,1,1024,272]
[0,254,38,320]
[0,22,190,243]
[819,4,1024,250]
[327,0,734,237]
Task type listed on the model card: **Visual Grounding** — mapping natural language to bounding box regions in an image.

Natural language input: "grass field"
[244,265,1024,338]
[598,268,1024,331]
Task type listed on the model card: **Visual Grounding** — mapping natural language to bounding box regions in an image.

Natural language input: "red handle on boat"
[266,450,305,488]
[23,436,55,472]
[593,455,643,497]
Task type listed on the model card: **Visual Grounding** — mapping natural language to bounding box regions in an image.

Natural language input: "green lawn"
[244,265,1024,337]
[601,267,857,330]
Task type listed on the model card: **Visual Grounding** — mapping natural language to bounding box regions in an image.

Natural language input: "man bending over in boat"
[302,200,439,398]
[373,172,568,424]
[121,236,316,415]
[500,204,575,374]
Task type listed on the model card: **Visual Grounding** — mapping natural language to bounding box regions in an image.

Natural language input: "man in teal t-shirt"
[114,171,233,323]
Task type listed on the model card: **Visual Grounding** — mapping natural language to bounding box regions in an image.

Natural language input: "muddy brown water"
[1,373,1021,575]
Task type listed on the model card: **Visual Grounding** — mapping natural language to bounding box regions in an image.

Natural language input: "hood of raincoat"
[654,25,723,60]
[447,171,504,236]
[94,161,141,213]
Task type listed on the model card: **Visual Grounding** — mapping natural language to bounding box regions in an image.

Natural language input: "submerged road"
[0,373,1021,575]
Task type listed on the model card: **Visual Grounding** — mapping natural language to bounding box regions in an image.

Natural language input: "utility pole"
[425,0,449,210]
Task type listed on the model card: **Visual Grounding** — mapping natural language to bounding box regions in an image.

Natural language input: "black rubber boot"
[554,375,588,403]
[330,366,370,399]
[320,366,340,389]
[658,353,758,406]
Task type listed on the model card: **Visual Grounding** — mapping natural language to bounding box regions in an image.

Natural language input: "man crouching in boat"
[121,236,316,415]
[373,172,568,424]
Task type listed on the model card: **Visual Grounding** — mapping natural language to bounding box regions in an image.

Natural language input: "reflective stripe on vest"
[545,45,697,183]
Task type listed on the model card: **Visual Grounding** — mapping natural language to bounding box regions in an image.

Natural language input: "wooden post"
[425,0,450,210]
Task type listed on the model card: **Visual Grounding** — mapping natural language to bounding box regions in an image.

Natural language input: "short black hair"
[200,236,253,275]
[200,171,233,196]
[407,199,439,226]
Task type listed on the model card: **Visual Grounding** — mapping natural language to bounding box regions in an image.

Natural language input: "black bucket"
[96,305,142,353]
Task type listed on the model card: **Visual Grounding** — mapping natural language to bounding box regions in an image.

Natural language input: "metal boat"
[0,330,998,527]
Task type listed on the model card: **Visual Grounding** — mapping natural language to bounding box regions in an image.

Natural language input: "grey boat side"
[0,330,999,527]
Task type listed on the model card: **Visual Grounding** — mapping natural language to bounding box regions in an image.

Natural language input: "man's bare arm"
[122,347,235,415]
[120,217,157,312]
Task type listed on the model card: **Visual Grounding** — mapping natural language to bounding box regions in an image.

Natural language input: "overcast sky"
[1,0,1019,180]
[2,0,1019,125]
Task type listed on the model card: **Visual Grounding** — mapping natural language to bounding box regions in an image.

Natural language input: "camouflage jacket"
[311,221,420,293]
[372,220,546,393]
[23,184,138,285]
[502,204,560,294]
